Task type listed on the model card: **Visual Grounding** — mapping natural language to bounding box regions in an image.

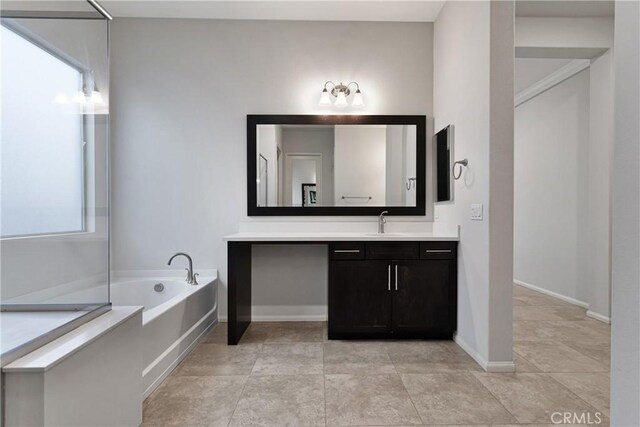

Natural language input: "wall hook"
[452,159,468,180]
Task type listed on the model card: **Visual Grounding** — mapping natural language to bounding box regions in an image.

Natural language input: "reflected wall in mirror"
[248,115,426,216]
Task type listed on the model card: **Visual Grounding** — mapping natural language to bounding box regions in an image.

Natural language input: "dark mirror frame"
[247,114,426,216]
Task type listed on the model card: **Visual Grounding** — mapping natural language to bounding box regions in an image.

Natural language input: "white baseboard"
[586,310,611,324]
[513,279,589,309]
[218,314,326,322]
[219,305,328,322]
[453,334,515,373]
[485,361,517,373]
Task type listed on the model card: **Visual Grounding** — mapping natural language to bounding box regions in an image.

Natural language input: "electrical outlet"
[471,204,483,221]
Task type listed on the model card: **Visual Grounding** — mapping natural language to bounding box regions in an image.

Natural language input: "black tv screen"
[435,126,451,202]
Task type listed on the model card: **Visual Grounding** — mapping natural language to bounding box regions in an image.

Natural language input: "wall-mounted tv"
[434,125,453,203]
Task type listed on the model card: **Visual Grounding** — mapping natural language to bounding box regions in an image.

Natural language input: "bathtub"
[111,270,218,398]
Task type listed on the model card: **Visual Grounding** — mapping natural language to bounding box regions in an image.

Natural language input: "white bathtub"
[111,270,218,398]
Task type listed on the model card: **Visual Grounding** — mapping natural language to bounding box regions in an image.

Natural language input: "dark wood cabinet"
[328,260,392,335]
[328,242,457,340]
[392,260,455,338]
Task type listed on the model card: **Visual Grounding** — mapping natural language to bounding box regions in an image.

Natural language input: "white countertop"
[223,231,459,242]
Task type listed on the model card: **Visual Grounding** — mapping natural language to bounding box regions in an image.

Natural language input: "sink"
[365,233,403,237]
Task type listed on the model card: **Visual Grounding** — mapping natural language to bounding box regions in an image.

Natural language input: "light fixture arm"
[346,81,361,92]
[323,81,336,91]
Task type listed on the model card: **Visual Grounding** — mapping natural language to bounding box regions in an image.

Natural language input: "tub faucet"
[168,252,196,284]
[378,211,389,234]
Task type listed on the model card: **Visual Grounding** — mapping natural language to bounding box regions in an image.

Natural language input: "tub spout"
[167,252,195,284]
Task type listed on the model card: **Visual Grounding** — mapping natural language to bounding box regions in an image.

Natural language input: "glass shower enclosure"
[0,1,111,365]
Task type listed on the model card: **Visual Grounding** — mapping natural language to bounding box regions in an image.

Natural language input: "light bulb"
[335,91,348,107]
[90,90,104,104]
[352,90,364,108]
[74,92,86,105]
[54,93,69,104]
[319,89,332,107]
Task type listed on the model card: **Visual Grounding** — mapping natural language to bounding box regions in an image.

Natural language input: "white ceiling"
[99,0,445,21]
[1,1,96,13]
[515,58,574,93]
[515,1,614,18]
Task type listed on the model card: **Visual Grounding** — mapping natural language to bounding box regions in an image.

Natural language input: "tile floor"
[143,284,610,426]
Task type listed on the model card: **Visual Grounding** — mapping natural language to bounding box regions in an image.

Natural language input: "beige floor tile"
[325,374,422,426]
[203,322,227,344]
[387,341,480,373]
[514,284,541,297]
[229,374,325,426]
[514,341,608,373]
[580,318,611,335]
[537,321,610,344]
[176,343,262,376]
[250,321,324,343]
[143,375,246,426]
[563,341,611,367]
[550,373,610,415]
[204,322,271,345]
[513,321,556,341]
[401,373,517,425]
[514,305,586,321]
[324,342,396,374]
[514,352,541,373]
[252,342,324,375]
[513,296,531,306]
[516,294,575,307]
[474,373,602,424]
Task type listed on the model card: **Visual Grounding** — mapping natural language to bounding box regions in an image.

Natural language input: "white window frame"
[1,20,93,240]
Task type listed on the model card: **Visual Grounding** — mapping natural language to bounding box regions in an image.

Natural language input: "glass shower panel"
[0,15,109,308]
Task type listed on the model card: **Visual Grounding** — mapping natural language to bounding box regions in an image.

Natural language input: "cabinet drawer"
[329,242,365,259]
[420,242,457,259]
[366,242,419,260]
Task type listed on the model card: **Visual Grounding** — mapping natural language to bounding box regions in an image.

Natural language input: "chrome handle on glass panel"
[334,249,360,253]
[388,265,391,291]
[425,249,452,253]
[395,265,398,291]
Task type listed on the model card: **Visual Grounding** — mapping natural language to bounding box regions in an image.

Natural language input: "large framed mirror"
[248,115,426,216]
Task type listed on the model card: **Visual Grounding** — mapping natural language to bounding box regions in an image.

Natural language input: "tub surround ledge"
[3,306,143,373]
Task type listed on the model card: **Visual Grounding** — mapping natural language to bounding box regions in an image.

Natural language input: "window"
[1,24,85,237]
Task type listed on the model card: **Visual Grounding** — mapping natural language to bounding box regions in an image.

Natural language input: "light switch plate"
[434,206,440,219]
[471,203,483,220]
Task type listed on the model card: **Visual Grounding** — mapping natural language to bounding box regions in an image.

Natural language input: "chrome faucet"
[167,252,198,285]
[378,211,389,234]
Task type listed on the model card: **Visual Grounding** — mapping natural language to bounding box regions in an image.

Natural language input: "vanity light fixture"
[319,81,364,108]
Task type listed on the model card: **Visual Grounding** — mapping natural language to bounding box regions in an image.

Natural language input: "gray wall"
[611,1,640,424]
[110,18,434,318]
[514,69,590,304]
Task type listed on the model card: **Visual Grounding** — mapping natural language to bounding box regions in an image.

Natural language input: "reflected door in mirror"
[255,124,417,207]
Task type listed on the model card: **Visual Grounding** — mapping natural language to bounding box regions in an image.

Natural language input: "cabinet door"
[328,260,392,337]
[392,260,455,337]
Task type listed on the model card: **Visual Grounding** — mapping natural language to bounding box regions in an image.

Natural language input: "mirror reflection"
[256,124,417,207]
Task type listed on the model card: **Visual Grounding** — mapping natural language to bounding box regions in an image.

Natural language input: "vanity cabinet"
[328,241,457,340]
